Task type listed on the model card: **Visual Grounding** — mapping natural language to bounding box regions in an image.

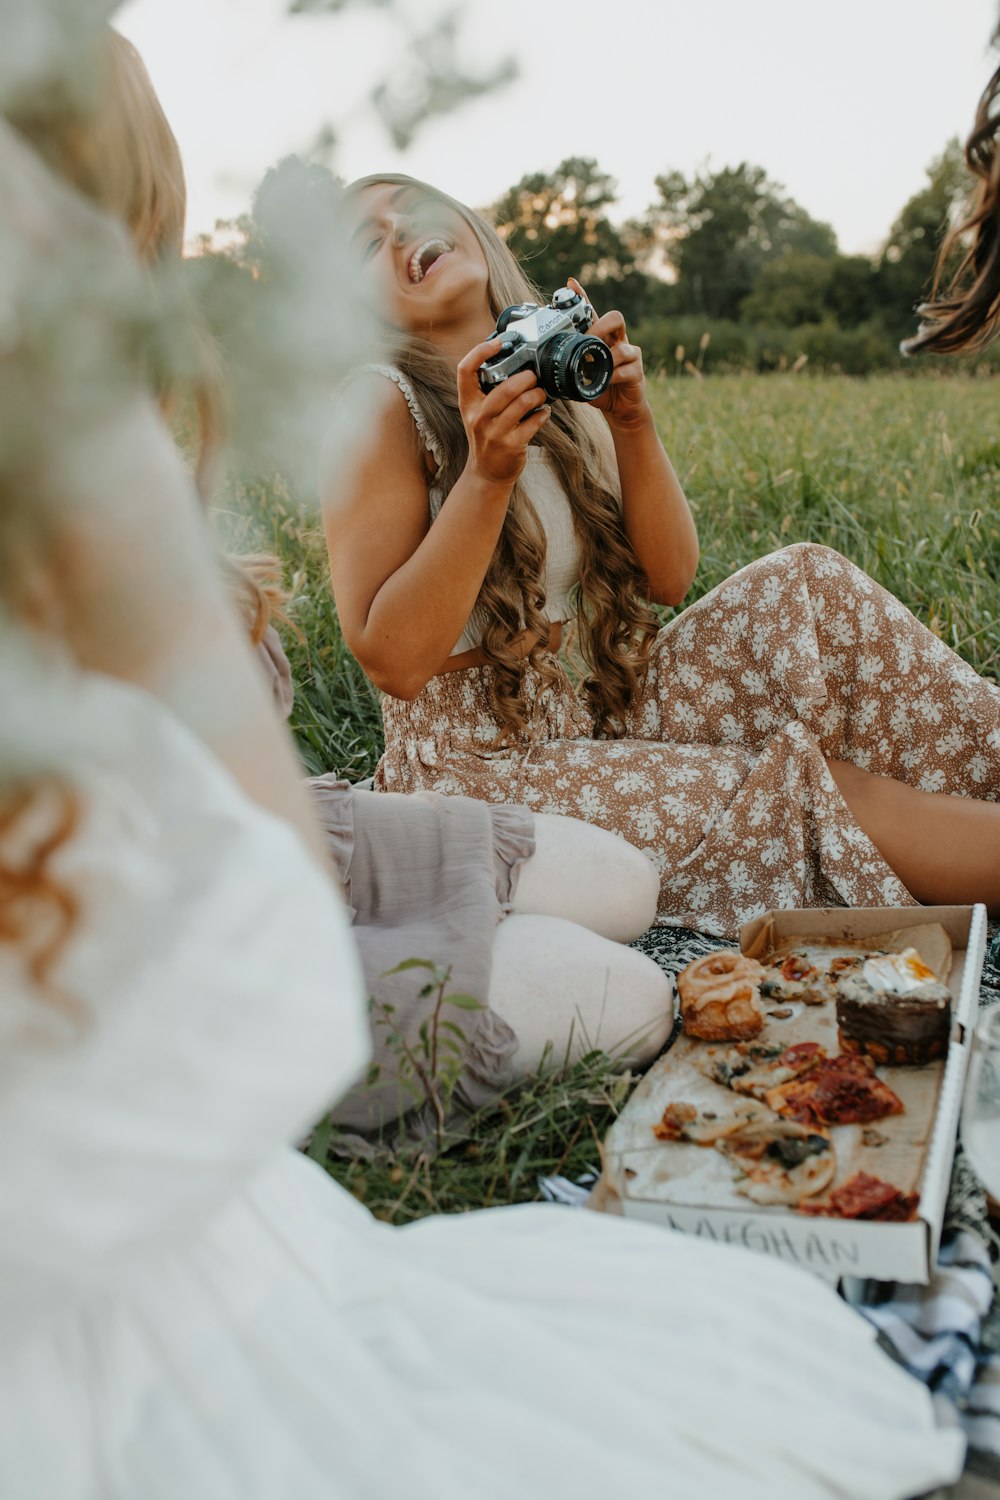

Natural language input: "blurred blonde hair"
[10,27,286,645]
[0,781,83,1021]
[0,33,282,1003]
[347,173,656,740]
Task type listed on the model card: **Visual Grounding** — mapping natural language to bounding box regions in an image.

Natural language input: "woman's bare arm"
[569,277,698,606]
[323,348,549,700]
[602,403,699,606]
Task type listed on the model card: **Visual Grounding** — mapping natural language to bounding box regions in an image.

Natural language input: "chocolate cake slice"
[835,949,951,1067]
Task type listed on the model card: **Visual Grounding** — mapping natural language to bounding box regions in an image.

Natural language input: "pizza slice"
[759,952,830,1006]
[651,1102,836,1205]
[716,1119,836,1206]
[694,1040,827,1102]
[798,1170,918,1222]
[765,1053,905,1127]
[652,1098,771,1144]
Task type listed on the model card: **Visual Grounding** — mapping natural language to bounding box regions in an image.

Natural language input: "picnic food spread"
[648,925,955,1224]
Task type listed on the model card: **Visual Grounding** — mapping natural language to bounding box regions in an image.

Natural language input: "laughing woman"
[325,173,1000,937]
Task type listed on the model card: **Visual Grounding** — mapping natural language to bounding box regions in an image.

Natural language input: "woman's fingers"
[456,335,505,405]
[610,341,643,380]
[458,343,539,415]
[590,308,627,348]
[476,381,548,445]
[457,340,548,482]
[567,274,591,310]
[566,275,649,420]
[477,367,543,421]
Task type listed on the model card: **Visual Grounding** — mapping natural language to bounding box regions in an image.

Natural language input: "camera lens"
[571,342,613,398]
[539,332,613,402]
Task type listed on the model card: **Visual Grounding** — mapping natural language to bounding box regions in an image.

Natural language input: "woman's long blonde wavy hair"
[7,28,286,643]
[348,173,658,740]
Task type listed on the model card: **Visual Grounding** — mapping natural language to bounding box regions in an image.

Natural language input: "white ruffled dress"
[0,646,966,1500]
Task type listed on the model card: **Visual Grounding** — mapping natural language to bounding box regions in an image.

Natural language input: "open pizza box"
[593,905,989,1284]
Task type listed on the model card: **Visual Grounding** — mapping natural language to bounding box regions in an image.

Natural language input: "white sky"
[117,0,999,257]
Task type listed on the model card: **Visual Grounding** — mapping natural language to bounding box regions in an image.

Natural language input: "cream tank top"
[369,364,582,655]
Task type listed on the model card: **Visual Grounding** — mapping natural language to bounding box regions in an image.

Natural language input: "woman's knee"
[514,813,659,940]
[826,756,874,802]
[781,540,844,571]
[489,914,675,1075]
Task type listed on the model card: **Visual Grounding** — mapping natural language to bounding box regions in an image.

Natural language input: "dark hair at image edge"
[907,21,1000,355]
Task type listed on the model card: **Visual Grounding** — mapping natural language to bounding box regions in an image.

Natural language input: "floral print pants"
[375,544,1000,937]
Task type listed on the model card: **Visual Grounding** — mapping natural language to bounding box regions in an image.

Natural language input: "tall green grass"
[230,374,999,789]
[222,374,999,1217]
[652,375,998,680]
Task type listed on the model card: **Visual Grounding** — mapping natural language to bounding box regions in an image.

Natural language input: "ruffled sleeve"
[360,362,446,479]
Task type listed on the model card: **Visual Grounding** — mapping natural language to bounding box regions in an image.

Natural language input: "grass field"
[225,373,1000,1220]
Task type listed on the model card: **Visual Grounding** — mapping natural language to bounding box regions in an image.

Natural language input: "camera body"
[477,287,613,403]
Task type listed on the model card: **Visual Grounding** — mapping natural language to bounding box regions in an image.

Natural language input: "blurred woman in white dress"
[0,10,965,1499]
[14,27,681,1131]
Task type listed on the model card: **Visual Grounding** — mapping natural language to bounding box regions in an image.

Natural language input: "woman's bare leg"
[513,813,659,942]
[828,758,1000,913]
[489,913,675,1074]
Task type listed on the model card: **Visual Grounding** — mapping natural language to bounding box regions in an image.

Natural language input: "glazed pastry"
[677,950,766,1041]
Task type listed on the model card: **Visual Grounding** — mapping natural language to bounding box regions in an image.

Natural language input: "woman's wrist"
[604,398,655,438]
[459,458,519,501]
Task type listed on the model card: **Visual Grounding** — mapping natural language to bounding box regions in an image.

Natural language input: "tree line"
[192,142,997,377]
[488,145,997,375]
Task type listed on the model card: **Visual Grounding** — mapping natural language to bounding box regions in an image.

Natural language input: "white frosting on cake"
[861,948,938,996]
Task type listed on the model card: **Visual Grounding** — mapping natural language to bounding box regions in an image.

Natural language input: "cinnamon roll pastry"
[677,950,766,1042]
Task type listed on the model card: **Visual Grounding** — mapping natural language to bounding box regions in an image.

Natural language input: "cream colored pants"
[491,814,675,1074]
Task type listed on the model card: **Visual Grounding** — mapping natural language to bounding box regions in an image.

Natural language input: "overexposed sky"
[118,0,998,257]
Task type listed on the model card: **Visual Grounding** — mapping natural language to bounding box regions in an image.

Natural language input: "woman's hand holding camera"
[457,337,550,488]
[566,276,649,431]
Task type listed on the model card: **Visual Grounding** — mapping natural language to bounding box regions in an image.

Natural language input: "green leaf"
[305,1111,334,1163]
[438,1020,471,1041]
[382,957,437,976]
[444,994,485,1011]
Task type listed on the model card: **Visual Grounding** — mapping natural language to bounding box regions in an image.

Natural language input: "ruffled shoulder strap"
[360,362,446,475]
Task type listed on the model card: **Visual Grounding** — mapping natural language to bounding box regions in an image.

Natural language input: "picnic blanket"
[541,921,1000,1489]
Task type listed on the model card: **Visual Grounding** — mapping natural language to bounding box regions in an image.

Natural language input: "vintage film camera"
[477,287,613,403]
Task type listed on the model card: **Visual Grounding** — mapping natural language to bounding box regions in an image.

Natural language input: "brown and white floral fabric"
[375,543,1000,938]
